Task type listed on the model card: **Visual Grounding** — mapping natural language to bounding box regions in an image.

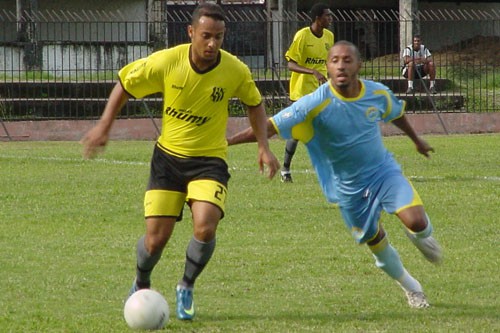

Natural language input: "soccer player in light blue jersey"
[228,40,443,308]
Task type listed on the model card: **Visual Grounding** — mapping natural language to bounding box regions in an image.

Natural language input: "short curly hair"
[191,2,226,25]
[310,3,330,21]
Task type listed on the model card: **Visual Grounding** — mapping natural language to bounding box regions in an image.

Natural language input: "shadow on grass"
[187,301,500,325]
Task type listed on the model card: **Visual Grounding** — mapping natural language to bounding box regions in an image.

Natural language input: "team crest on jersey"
[211,87,225,102]
[365,107,378,122]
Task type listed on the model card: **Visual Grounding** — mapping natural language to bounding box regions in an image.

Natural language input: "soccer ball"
[124,289,169,330]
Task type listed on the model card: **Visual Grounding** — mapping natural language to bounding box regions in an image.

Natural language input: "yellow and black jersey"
[119,44,262,160]
[285,27,334,101]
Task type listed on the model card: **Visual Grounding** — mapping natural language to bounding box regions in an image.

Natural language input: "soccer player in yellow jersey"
[281,3,334,182]
[80,3,279,321]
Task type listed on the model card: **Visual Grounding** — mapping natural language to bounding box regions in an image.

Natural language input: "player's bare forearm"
[288,61,326,83]
[245,104,280,179]
[288,60,314,76]
[246,104,269,147]
[392,115,434,158]
[80,82,129,159]
[227,127,256,146]
[97,82,129,131]
[227,118,276,146]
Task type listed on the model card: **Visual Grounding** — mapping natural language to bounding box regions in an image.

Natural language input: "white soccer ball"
[124,289,169,330]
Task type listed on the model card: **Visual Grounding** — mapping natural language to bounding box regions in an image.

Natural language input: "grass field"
[0,135,499,332]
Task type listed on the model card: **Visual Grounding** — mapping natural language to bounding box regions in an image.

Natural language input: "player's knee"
[367,228,386,246]
[406,214,428,233]
[145,234,169,254]
[193,224,217,242]
[145,237,167,255]
[398,206,429,232]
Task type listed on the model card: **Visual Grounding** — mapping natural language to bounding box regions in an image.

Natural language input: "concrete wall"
[0,0,144,19]
[0,43,152,73]
[1,1,498,70]
[0,0,146,42]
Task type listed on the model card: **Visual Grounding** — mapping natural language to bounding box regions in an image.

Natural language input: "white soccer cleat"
[280,171,293,183]
[405,291,430,308]
[405,231,443,265]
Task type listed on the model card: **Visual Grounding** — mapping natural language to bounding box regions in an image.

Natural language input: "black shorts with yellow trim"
[144,144,230,219]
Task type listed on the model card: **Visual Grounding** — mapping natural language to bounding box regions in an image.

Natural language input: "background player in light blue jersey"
[228,41,443,308]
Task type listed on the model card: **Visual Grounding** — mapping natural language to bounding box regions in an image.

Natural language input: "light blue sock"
[397,269,423,292]
[369,237,422,292]
[369,237,404,279]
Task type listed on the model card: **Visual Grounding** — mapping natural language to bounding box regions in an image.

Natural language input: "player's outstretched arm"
[241,104,280,179]
[80,82,129,159]
[392,115,435,158]
[227,118,276,146]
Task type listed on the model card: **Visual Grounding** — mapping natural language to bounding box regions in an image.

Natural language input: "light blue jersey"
[271,79,418,243]
[272,79,405,201]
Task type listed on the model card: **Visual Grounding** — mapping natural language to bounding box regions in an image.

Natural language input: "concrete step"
[0,81,117,99]
[0,78,455,97]
[0,97,286,119]
[378,78,452,94]
[0,98,163,119]
[0,80,288,98]
[396,92,465,111]
[0,93,465,121]
[0,78,465,119]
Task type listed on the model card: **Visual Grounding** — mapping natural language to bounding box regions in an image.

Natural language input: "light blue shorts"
[338,165,423,244]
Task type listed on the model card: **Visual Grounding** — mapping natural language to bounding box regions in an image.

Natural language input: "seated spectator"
[401,35,437,94]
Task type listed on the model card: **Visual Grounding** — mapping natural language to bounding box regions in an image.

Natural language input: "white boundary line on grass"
[1,154,499,182]
[0,154,149,166]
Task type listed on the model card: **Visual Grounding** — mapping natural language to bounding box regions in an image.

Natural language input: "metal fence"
[0,6,498,120]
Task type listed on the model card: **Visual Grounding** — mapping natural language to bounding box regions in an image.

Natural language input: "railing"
[0,7,498,121]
